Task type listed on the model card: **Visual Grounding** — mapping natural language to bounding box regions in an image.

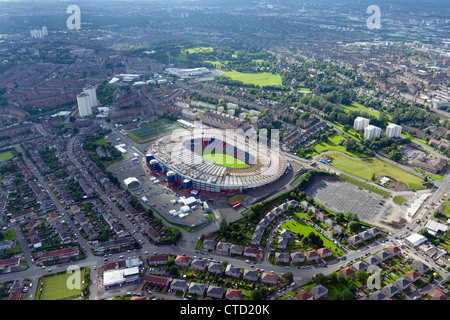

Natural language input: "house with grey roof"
[216,242,232,255]
[243,269,259,282]
[412,260,430,273]
[277,237,289,251]
[376,250,390,262]
[291,252,305,263]
[365,256,379,266]
[311,284,328,299]
[191,258,207,271]
[207,262,223,275]
[170,279,187,292]
[394,276,411,291]
[382,284,398,298]
[225,265,241,278]
[230,244,243,256]
[352,261,368,271]
[206,285,224,299]
[188,282,205,296]
[369,290,386,300]
[275,252,290,263]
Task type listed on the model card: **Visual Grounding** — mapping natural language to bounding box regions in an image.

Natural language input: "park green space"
[41,273,82,300]
[331,122,363,141]
[401,131,429,146]
[303,132,368,159]
[222,70,282,87]
[328,152,424,190]
[127,119,180,143]
[0,150,14,162]
[182,46,214,54]
[282,219,344,256]
[94,137,107,146]
[298,88,312,94]
[340,101,390,119]
[201,152,249,168]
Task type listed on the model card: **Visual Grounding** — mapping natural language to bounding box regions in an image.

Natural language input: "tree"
[348,220,359,231]
[219,218,228,236]
[388,150,403,162]
[342,289,355,300]
[282,272,294,284]
[313,273,327,285]
[251,288,263,300]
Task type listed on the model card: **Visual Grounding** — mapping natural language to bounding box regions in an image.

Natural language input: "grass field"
[222,70,282,87]
[201,151,249,168]
[282,219,345,256]
[42,273,82,300]
[340,102,390,119]
[127,119,180,143]
[328,152,424,189]
[303,132,369,158]
[183,46,214,54]
[331,122,363,142]
[0,151,14,162]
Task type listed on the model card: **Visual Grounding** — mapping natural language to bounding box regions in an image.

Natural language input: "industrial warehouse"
[145,128,289,193]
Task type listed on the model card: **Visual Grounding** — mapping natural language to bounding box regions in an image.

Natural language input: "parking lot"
[399,145,427,164]
[305,179,392,223]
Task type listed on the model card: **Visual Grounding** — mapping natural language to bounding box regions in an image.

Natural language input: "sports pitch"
[41,272,82,300]
[201,151,250,168]
[222,70,282,87]
[127,120,180,143]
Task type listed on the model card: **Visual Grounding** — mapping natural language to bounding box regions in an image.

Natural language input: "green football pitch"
[41,272,82,300]
[127,119,180,142]
[201,151,250,168]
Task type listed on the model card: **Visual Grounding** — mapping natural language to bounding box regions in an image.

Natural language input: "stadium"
[145,127,288,193]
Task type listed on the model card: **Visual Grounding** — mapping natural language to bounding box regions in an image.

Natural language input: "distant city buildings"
[30,26,48,39]
[364,125,381,140]
[385,123,403,138]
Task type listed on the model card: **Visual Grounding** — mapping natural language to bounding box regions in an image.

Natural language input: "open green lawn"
[0,151,14,162]
[282,219,345,256]
[331,122,363,142]
[94,137,107,146]
[340,102,390,119]
[127,119,180,143]
[182,46,214,54]
[303,132,369,158]
[298,88,312,94]
[328,152,424,190]
[222,70,282,87]
[201,152,249,168]
[42,273,82,300]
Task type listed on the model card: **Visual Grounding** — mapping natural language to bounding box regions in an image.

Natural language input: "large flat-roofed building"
[103,266,140,289]
[353,117,370,130]
[386,123,402,138]
[364,125,381,140]
[405,233,428,247]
